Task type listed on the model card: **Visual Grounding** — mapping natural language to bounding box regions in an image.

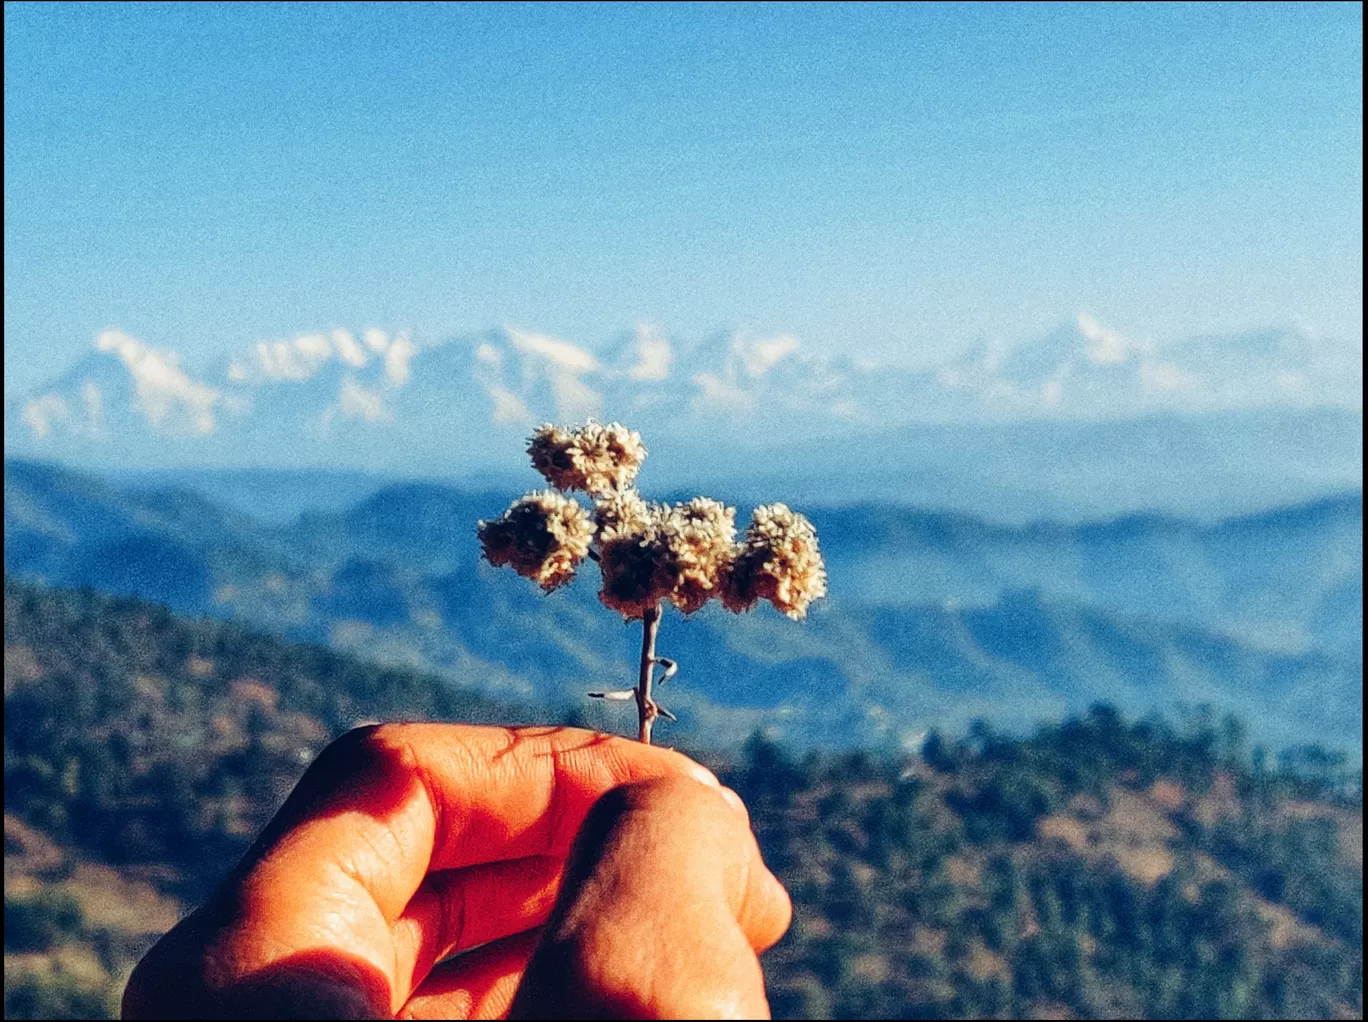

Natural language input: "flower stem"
[636,602,661,744]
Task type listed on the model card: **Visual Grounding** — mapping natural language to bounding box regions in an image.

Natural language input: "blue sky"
[4,2,1362,398]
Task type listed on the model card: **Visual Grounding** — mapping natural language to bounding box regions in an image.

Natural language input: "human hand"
[509,774,791,1019]
[121,724,791,1020]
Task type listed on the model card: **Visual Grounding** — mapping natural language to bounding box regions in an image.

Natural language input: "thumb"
[509,775,791,1020]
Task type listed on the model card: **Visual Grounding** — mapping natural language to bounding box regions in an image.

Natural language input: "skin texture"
[121,724,791,1020]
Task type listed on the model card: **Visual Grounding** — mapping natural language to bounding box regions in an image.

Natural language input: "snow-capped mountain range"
[9,315,1361,448]
[5,314,1362,517]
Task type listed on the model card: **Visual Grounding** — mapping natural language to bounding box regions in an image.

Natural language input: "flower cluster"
[593,489,653,537]
[479,421,825,622]
[476,490,594,591]
[722,502,828,620]
[594,496,739,619]
[597,522,677,620]
[528,421,647,497]
[661,498,738,615]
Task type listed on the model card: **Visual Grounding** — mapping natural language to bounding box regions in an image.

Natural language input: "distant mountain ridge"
[4,317,1360,518]
[5,459,1361,756]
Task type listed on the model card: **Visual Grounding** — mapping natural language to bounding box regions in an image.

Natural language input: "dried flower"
[660,497,737,614]
[593,489,653,537]
[477,490,593,591]
[479,420,825,744]
[595,496,739,618]
[598,527,677,620]
[528,421,647,497]
[723,503,827,620]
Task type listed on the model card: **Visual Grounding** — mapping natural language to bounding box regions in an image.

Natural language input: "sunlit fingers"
[392,855,562,1002]
[398,929,541,1020]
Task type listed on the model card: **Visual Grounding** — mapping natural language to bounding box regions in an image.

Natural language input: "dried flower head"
[659,497,738,614]
[477,490,593,591]
[597,523,678,620]
[480,420,826,744]
[593,489,653,537]
[722,503,827,620]
[527,421,647,497]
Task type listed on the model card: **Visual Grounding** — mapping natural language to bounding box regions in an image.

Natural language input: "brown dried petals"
[723,503,827,620]
[660,498,738,614]
[595,496,740,618]
[593,489,653,537]
[528,421,647,497]
[477,490,593,592]
[597,530,677,619]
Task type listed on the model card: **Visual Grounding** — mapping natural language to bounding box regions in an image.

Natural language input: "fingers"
[241,724,720,922]
[125,724,720,1018]
[398,930,541,1020]
[124,858,553,1021]
[715,789,793,954]
[392,856,561,993]
[123,925,394,1019]
[510,775,792,1020]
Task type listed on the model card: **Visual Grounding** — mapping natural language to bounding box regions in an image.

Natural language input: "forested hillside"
[4,582,1362,1019]
[745,719,1361,1019]
[3,581,540,1019]
[6,461,1363,755]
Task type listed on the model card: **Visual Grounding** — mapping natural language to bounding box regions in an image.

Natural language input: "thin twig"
[636,602,662,744]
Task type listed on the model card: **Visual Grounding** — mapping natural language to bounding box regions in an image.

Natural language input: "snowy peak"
[930,314,1362,419]
[5,314,1361,472]
[225,327,418,390]
[19,330,222,441]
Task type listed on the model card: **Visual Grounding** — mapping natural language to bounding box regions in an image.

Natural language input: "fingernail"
[689,763,721,788]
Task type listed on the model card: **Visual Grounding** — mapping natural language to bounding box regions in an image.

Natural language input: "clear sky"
[4,2,1362,398]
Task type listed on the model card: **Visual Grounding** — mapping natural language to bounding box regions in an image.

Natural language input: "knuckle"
[320,723,414,776]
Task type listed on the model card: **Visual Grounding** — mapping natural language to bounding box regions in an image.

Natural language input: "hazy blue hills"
[704,407,1363,523]
[4,458,1362,756]
[108,466,408,524]
[810,491,1364,658]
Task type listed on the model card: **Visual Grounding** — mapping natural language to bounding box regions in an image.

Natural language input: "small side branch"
[588,625,677,740]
